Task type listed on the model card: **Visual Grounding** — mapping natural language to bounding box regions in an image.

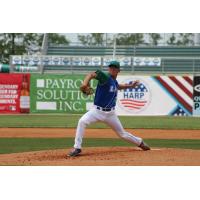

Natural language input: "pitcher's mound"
[0,147,200,166]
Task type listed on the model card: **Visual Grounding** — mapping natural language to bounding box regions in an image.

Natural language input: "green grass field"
[0,114,200,129]
[0,114,200,154]
[0,138,200,154]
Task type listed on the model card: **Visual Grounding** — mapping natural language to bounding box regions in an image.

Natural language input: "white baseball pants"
[74,107,142,149]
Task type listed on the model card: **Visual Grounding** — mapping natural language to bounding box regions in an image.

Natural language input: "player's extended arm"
[118,80,140,90]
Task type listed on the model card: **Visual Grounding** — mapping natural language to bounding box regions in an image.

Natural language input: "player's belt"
[96,106,115,112]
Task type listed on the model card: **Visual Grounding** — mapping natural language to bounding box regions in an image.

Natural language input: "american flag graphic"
[120,82,149,111]
[170,105,188,116]
[154,76,193,115]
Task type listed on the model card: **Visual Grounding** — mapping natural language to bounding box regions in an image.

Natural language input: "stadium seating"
[47,46,200,57]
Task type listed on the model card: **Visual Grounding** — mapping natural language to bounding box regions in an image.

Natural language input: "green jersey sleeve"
[95,69,109,84]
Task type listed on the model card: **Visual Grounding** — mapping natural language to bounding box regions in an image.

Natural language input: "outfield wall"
[0,74,200,116]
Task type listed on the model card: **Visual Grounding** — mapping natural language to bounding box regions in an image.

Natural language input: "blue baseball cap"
[108,60,120,69]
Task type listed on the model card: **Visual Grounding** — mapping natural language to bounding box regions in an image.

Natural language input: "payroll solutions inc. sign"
[30,74,96,113]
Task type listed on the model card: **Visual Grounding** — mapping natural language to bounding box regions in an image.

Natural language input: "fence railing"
[9,55,200,74]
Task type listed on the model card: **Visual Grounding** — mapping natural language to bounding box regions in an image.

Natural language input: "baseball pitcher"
[68,60,150,157]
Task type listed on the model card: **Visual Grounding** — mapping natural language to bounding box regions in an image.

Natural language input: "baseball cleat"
[139,141,151,151]
[67,148,82,157]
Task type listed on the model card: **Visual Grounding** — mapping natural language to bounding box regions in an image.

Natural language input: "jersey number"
[110,86,117,92]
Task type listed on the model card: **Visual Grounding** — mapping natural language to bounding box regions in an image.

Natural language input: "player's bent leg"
[105,113,150,150]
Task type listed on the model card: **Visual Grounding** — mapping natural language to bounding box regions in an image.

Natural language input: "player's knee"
[78,117,88,127]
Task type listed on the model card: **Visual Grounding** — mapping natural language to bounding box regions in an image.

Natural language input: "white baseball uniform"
[74,107,142,149]
[73,69,142,149]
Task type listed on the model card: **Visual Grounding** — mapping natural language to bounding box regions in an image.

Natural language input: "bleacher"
[47,46,133,56]
[47,45,200,57]
[44,45,200,74]
[134,46,200,57]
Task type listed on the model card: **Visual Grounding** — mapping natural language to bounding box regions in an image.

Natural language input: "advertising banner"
[30,74,96,113]
[193,76,200,116]
[133,57,161,66]
[0,74,30,113]
[30,74,193,116]
[71,57,101,66]
[15,65,39,72]
[11,55,102,66]
[116,75,193,116]
[0,73,194,116]
[103,56,131,66]
[0,64,10,73]
[11,56,22,65]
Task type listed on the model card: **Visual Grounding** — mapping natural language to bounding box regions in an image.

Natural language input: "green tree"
[116,33,144,45]
[78,34,89,45]
[149,33,162,45]
[78,33,104,46]
[48,33,70,45]
[0,33,41,63]
[167,33,177,45]
[166,33,194,46]
[0,33,70,64]
[176,33,194,46]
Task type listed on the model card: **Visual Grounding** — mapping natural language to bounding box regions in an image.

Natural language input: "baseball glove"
[80,84,94,95]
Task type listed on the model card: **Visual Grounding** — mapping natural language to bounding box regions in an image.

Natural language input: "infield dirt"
[0,128,200,139]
